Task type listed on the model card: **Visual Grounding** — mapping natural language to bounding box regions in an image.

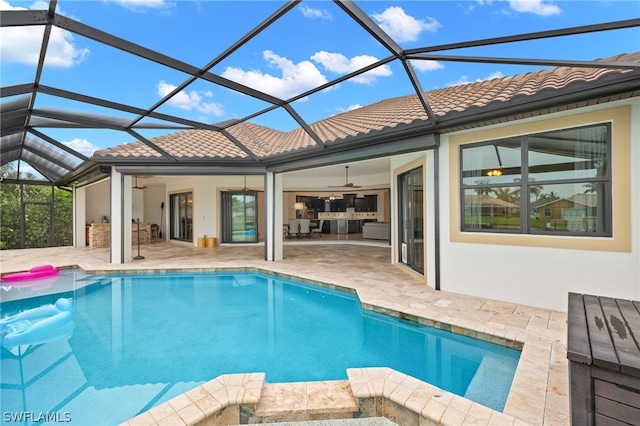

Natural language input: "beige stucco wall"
[436,99,639,311]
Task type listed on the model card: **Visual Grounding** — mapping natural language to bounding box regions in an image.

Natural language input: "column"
[73,185,87,247]
[110,169,133,264]
[265,171,283,261]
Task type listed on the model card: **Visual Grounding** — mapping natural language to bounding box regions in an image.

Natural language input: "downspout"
[264,172,269,261]
[120,173,125,264]
[434,146,441,291]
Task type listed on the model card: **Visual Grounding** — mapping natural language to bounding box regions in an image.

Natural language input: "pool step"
[250,381,361,424]
[246,418,398,425]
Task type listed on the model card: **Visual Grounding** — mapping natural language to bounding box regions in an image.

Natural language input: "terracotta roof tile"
[95,129,249,160]
[94,52,639,162]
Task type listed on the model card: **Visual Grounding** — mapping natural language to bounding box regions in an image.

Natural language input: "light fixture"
[294,202,305,210]
[487,144,503,177]
[132,176,147,189]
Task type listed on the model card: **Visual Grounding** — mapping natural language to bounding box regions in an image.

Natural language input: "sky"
[1,0,639,171]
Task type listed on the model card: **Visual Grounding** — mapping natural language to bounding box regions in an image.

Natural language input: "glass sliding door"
[399,167,424,274]
[169,192,193,242]
[221,191,258,243]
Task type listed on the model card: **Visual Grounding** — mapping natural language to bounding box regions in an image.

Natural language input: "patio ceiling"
[1,0,639,187]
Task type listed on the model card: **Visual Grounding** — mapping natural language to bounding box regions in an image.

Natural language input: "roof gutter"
[431,75,640,133]
[114,164,267,176]
[263,129,440,173]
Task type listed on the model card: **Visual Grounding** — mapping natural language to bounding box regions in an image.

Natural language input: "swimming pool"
[1,270,520,425]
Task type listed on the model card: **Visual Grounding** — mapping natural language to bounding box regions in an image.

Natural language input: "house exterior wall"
[434,99,639,312]
[164,175,265,246]
[142,184,166,231]
[85,179,110,224]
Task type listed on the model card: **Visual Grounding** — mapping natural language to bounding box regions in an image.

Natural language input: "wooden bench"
[567,293,640,425]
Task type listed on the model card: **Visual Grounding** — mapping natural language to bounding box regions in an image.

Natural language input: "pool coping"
[3,265,565,425]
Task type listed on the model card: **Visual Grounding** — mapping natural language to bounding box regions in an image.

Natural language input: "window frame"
[459,123,612,237]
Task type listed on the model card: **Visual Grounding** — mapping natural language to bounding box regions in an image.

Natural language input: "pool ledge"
[120,368,527,426]
[120,373,265,426]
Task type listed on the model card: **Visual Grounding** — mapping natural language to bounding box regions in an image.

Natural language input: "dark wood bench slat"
[609,299,640,377]
[583,295,620,371]
[595,379,640,409]
[618,299,640,342]
[601,297,640,376]
[594,412,635,426]
[595,395,640,425]
[568,292,592,364]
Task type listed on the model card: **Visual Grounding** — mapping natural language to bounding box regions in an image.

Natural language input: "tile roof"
[96,129,251,160]
[93,52,640,162]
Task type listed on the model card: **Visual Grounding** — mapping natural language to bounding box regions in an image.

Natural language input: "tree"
[473,178,493,195]
[1,163,73,249]
[540,191,561,201]
[492,187,520,204]
[583,182,599,194]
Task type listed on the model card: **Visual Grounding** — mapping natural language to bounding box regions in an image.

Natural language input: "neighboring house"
[533,194,599,232]
[81,52,640,311]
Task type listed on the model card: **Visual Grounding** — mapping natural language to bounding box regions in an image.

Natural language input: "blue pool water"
[1,271,520,425]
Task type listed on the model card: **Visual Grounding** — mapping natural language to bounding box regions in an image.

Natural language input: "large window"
[169,192,193,242]
[221,191,258,243]
[460,123,611,236]
[399,167,424,274]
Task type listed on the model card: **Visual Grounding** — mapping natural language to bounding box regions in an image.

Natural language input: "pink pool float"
[1,265,60,283]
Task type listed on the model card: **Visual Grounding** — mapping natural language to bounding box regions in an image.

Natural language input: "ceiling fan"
[329,166,361,188]
[227,175,251,191]
[132,176,147,190]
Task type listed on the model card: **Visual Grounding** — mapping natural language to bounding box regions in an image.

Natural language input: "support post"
[265,171,283,261]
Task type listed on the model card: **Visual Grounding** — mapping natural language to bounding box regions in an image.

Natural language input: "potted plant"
[101,215,109,223]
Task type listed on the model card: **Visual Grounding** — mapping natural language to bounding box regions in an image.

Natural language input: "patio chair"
[298,219,311,239]
[311,220,324,238]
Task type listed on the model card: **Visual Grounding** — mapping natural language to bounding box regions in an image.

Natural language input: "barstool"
[150,223,160,242]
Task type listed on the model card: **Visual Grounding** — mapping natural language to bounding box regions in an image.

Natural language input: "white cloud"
[336,104,363,114]
[371,6,441,43]
[448,71,505,87]
[477,0,561,16]
[64,138,101,157]
[507,0,561,16]
[299,5,332,20]
[311,51,392,85]
[108,0,173,11]
[157,81,224,116]
[221,50,329,100]
[0,1,89,68]
[410,59,445,73]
